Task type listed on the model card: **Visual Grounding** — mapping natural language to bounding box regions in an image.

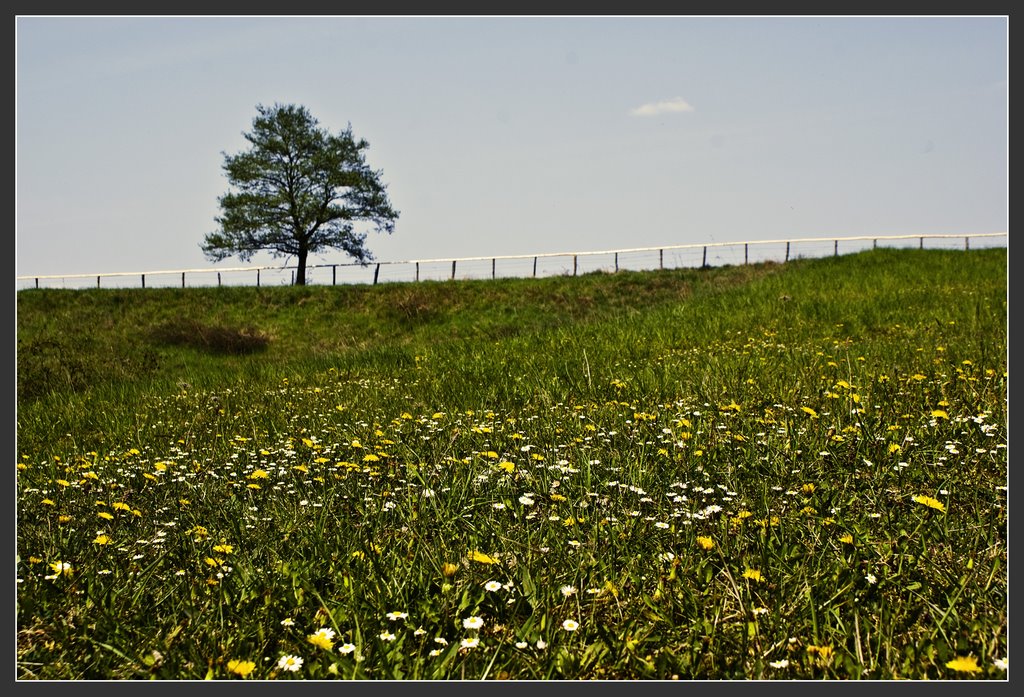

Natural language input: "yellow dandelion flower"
[931,409,949,419]
[945,656,983,674]
[226,659,256,677]
[213,544,234,554]
[807,645,833,661]
[41,499,55,506]
[839,533,854,544]
[47,561,73,578]
[93,534,111,545]
[468,550,499,565]
[742,568,763,582]
[696,536,715,550]
[912,495,946,512]
[497,461,515,473]
[112,502,131,511]
[442,562,459,577]
[800,406,818,418]
[307,628,335,650]
[249,469,270,480]
[801,483,816,494]
[98,511,114,520]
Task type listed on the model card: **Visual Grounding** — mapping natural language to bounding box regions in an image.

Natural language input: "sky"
[15,15,1008,281]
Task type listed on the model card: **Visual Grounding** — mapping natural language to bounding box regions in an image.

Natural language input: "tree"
[202,103,399,285]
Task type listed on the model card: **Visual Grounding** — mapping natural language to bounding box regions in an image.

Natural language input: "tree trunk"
[295,246,308,286]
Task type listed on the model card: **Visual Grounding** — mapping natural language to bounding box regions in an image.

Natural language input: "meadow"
[16,248,1007,680]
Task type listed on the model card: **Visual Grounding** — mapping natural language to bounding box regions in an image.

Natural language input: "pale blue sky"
[16,15,1008,278]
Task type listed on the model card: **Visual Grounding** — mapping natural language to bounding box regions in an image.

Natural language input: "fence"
[16,233,1007,291]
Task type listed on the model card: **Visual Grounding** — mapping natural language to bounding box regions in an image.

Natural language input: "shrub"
[148,318,270,355]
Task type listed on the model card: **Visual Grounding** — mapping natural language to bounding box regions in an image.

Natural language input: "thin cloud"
[629,97,695,117]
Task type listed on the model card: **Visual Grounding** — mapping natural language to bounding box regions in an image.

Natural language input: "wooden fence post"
[834,240,838,256]
[374,264,381,285]
[256,269,260,287]
[615,252,619,272]
[533,257,537,277]
[920,237,924,250]
[97,276,101,289]
[492,258,496,280]
[415,262,420,282]
[702,246,707,268]
[785,242,790,262]
[333,265,337,285]
[573,255,578,276]
[659,249,663,269]
[35,278,39,289]
[744,243,748,265]
[451,260,456,280]
[872,239,877,249]
[965,236,970,251]
[182,272,186,288]
[141,274,145,289]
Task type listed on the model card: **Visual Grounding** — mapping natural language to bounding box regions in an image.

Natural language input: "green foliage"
[149,318,270,355]
[16,248,1007,680]
[16,335,159,402]
[202,103,399,285]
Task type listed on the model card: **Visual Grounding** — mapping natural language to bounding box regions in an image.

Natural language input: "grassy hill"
[15,248,1008,679]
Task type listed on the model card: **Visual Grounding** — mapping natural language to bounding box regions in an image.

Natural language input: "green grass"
[16,248,1007,680]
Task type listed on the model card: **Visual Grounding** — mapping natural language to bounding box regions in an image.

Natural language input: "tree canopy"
[201,103,399,285]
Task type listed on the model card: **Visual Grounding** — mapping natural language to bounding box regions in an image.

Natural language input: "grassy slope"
[15,247,1008,679]
[17,248,1006,455]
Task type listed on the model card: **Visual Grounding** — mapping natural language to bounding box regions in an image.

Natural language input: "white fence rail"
[16,233,1007,291]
